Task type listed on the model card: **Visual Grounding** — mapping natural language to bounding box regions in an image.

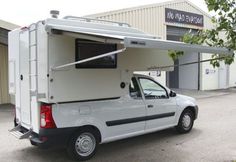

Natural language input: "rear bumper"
[30,127,78,149]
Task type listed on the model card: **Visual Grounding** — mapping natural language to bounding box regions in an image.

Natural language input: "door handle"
[20,75,23,81]
[147,105,154,108]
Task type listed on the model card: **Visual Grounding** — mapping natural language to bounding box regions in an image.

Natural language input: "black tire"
[176,109,194,134]
[30,140,37,146]
[67,128,99,161]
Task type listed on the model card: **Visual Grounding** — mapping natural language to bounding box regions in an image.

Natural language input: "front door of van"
[138,77,177,130]
[104,77,146,138]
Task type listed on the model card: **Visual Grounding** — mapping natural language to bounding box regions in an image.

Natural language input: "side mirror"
[169,90,176,97]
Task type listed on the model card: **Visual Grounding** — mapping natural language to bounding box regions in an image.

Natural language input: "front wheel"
[67,129,98,161]
[176,109,194,133]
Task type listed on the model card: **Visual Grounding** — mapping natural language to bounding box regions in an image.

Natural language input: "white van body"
[50,73,198,143]
[8,16,231,160]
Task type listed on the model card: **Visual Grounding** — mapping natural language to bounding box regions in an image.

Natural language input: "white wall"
[201,54,231,90]
[218,62,229,89]
[201,54,219,90]
[229,55,236,87]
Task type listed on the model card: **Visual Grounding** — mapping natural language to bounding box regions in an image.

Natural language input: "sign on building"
[165,8,204,27]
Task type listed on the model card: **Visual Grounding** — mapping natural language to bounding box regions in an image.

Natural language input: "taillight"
[40,104,56,129]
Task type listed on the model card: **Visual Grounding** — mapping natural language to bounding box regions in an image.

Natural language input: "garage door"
[166,26,200,90]
[0,44,10,104]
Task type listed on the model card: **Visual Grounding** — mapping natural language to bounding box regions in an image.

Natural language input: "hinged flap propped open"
[45,18,233,71]
[45,18,233,55]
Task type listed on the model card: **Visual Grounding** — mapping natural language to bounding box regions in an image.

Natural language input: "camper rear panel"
[19,30,31,127]
[9,26,45,133]
[9,30,21,121]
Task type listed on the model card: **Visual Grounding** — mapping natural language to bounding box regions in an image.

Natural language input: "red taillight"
[40,104,56,129]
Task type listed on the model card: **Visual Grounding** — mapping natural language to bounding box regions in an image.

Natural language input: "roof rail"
[63,16,131,27]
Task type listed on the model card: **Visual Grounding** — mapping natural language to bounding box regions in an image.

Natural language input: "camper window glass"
[75,39,117,68]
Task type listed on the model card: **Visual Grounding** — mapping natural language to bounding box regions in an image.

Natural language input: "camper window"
[75,39,117,68]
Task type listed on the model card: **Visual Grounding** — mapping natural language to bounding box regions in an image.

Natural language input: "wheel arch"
[183,106,197,120]
[71,125,102,143]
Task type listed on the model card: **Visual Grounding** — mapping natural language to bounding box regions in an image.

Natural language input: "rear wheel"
[176,109,194,133]
[67,128,98,161]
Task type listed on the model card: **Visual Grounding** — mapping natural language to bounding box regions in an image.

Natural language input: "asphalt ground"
[0,89,236,162]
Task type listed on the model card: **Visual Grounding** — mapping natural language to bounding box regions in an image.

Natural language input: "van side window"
[129,77,142,99]
[139,78,168,99]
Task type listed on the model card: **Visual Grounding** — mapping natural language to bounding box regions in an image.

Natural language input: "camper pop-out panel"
[48,34,127,103]
[118,48,172,71]
[47,33,173,103]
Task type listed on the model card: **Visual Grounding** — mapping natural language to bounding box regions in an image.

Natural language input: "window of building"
[75,39,117,68]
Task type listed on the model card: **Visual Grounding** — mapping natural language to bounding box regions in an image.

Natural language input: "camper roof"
[45,17,156,40]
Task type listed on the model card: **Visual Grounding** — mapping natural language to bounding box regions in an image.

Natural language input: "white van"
[8,15,231,161]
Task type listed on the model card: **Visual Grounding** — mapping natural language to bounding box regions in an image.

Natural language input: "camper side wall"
[46,34,172,103]
[48,34,129,103]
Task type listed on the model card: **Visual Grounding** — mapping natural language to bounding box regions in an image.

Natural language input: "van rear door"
[19,30,31,128]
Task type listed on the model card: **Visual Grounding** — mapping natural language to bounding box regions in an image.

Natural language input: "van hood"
[176,94,197,105]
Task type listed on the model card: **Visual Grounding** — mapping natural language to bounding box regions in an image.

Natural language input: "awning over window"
[45,18,233,55]
[45,18,233,71]
[124,37,233,54]
[45,18,155,41]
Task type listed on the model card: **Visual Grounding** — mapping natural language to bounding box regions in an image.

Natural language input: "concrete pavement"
[174,88,236,99]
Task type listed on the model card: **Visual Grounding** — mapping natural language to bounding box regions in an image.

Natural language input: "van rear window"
[75,39,117,68]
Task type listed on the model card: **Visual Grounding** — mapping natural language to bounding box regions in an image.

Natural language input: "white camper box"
[9,17,175,133]
[8,16,232,149]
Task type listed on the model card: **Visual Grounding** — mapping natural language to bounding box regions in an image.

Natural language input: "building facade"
[88,0,236,90]
[0,20,19,104]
